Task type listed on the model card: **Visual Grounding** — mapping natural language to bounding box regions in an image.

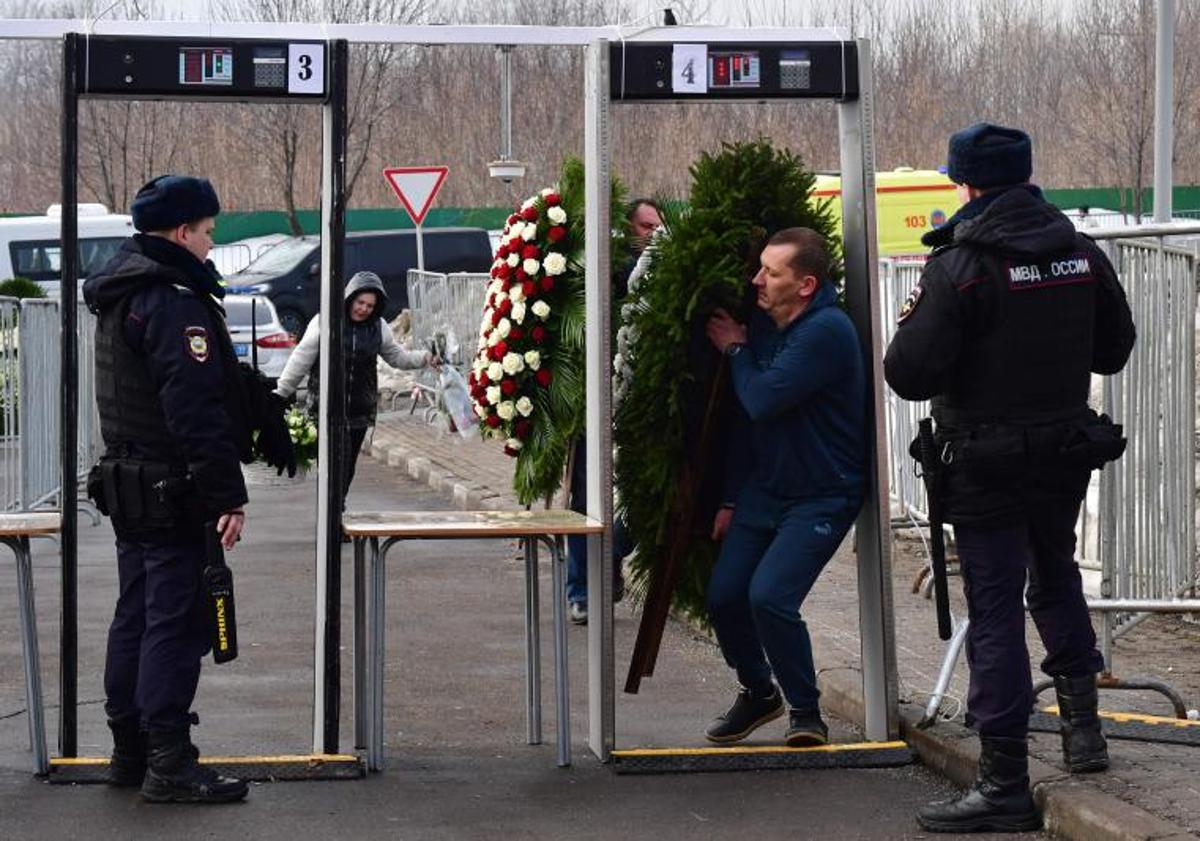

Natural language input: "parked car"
[222,294,295,379]
[222,227,493,336]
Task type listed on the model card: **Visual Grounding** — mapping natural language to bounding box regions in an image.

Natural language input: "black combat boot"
[141,729,248,804]
[107,718,146,787]
[1053,674,1109,773]
[705,684,784,743]
[916,735,1042,833]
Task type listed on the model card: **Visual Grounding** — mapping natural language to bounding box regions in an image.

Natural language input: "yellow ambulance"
[811,168,963,258]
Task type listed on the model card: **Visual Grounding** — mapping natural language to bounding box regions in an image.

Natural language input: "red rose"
[491,309,503,326]
[515,419,532,439]
[521,206,538,222]
[531,325,547,344]
[497,297,513,315]
[536,368,552,388]
[485,414,501,428]
[515,267,528,282]
[522,244,540,260]
[497,243,509,259]
[522,280,536,298]
[500,378,517,396]
[496,263,511,279]
[508,327,524,340]
[544,192,561,206]
[547,226,566,243]
[504,445,519,457]
[507,214,519,225]
[540,276,555,293]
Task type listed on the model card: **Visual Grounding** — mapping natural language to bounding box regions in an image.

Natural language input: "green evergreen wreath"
[469,157,626,506]
[614,140,840,623]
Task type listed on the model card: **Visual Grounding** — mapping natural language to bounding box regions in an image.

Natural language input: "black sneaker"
[785,710,829,748]
[705,686,784,744]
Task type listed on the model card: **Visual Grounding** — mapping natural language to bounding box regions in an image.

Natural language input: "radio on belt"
[75,35,329,102]
[609,41,858,102]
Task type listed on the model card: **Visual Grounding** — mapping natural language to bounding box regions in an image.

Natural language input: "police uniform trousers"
[707,485,861,713]
[104,531,211,732]
[951,467,1104,737]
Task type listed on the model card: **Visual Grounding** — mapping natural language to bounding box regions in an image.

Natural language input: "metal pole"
[499,46,513,161]
[416,223,425,273]
[583,38,614,761]
[838,38,899,742]
[59,31,80,759]
[1153,0,1175,223]
[314,38,348,755]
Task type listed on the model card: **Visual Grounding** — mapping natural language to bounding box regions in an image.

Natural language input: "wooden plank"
[0,512,62,537]
[342,509,604,538]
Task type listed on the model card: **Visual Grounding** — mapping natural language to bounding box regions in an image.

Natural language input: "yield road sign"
[383,166,449,226]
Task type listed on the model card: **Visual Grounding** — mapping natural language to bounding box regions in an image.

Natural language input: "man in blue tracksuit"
[703,227,866,747]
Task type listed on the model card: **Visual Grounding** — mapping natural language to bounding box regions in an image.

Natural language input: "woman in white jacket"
[275,270,434,500]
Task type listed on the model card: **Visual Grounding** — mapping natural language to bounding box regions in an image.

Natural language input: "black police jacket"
[84,235,250,519]
[883,186,1136,525]
[884,186,1135,424]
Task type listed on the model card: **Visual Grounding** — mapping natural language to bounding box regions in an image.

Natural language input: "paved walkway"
[371,407,1200,840]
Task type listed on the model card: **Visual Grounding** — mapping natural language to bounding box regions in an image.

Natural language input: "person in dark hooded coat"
[274,271,436,501]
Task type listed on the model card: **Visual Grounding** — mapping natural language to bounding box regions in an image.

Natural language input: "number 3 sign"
[288,43,325,95]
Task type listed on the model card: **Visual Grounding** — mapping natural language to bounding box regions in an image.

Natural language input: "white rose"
[509,221,524,239]
[531,300,551,319]
[522,258,541,276]
[488,278,504,294]
[509,285,525,303]
[523,349,541,370]
[502,352,525,375]
[487,362,504,382]
[543,252,567,276]
[474,403,488,419]
[486,330,500,347]
[541,187,556,197]
[511,301,527,324]
[521,225,537,242]
[476,336,487,352]
[496,318,512,339]
[547,206,567,225]
[507,253,519,267]
[486,385,501,405]
[497,401,515,421]
[505,437,523,451]
[613,353,624,371]
[515,396,534,417]
[521,197,535,210]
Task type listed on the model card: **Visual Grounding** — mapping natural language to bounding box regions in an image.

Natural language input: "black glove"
[257,392,298,478]
[239,363,297,477]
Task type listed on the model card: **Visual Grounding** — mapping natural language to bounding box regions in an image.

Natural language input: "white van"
[0,203,134,295]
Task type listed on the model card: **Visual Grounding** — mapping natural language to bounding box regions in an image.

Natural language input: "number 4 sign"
[672,44,707,94]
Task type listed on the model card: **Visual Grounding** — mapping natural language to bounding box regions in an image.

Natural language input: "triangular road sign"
[383,166,449,226]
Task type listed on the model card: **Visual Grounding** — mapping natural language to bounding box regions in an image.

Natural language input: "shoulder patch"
[897,285,924,324]
[184,326,210,362]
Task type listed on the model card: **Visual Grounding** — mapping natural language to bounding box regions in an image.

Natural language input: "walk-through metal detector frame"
[582,30,898,757]
[55,29,352,767]
[14,17,900,770]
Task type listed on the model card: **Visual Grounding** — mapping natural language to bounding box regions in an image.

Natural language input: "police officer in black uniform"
[884,124,1136,833]
[84,175,292,803]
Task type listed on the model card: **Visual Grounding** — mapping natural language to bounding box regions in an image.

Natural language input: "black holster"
[86,457,196,537]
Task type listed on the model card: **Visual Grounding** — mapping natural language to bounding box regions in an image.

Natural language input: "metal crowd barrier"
[405,269,489,367]
[0,297,102,513]
[0,299,19,511]
[1093,232,1200,661]
[882,226,1200,724]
